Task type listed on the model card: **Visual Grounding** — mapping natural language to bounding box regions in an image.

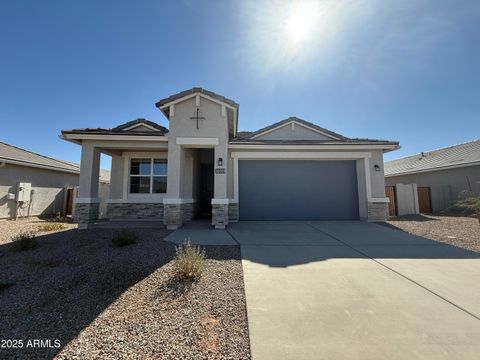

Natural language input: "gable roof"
[231,117,399,148]
[155,87,239,109]
[155,87,240,138]
[112,118,168,132]
[249,117,348,140]
[0,141,110,182]
[0,141,80,173]
[385,139,480,176]
[62,118,168,137]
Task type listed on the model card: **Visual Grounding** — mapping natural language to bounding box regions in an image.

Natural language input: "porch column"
[212,142,229,229]
[163,143,184,230]
[76,141,101,228]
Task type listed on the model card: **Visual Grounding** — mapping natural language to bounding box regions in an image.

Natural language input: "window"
[129,158,167,194]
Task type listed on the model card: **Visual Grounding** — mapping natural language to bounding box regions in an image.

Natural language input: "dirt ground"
[0,218,250,360]
[386,213,480,252]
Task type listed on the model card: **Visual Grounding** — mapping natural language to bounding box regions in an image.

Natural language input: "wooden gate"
[417,187,432,213]
[65,188,74,216]
[385,186,397,217]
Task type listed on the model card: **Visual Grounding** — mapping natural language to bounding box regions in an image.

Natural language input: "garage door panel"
[239,160,359,220]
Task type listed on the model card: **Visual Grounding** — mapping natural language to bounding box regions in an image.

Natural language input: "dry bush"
[13,231,37,251]
[173,240,207,280]
[38,223,66,232]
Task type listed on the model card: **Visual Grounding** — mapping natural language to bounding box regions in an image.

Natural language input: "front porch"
[69,130,236,230]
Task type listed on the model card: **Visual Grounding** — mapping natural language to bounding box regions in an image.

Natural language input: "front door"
[199,164,214,217]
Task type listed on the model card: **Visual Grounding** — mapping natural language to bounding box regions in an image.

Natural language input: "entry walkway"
[164,219,237,245]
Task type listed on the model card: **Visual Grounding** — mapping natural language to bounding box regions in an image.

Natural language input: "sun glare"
[285,2,319,45]
[240,0,343,74]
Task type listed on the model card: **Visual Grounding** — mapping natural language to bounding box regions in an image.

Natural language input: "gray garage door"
[239,160,359,220]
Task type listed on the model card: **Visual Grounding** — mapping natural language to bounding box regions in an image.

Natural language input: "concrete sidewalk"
[230,221,480,360]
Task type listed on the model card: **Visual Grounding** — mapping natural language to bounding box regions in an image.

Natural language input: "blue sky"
[0,0,479,169]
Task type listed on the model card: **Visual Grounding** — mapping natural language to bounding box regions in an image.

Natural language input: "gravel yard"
[0,218,250,360]
[0,217,77,245]
[386,214,480,252]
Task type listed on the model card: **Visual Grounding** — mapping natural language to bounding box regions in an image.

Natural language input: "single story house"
[385,140,480,213]
[61,88,399,229]
[0,141,110,219]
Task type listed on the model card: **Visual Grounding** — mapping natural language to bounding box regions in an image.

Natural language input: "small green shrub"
[13,231,37,251]
[173,240,206,280]
[451,196,480,214]
[111,229,138,247]
[38,223,66,232]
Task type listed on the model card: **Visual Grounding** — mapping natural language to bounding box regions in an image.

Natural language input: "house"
[385,140,480,213]
[0,141,110,219]
[61,88,399,229]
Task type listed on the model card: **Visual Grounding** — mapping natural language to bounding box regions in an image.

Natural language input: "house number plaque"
[215,168,226,174]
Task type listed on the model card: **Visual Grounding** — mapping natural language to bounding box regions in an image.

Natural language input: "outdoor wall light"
[217,157,223,167]
[374,164,381,171]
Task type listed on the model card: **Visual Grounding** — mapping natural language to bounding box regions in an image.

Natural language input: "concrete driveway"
[227,221,480,360]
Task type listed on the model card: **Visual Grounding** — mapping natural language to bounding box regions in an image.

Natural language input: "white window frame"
[129,158,167,195]
[122,152,168,202]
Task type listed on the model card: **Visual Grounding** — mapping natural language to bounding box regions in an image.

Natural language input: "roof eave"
[59,133,82,145]
[228,142,400,150]
[60,132,169,143]
[385,160,480,177]
[0,157,80,175]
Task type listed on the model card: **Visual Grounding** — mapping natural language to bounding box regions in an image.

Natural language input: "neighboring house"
[61,87,399,229]
[385,140,480,213]
[0,141,110,219]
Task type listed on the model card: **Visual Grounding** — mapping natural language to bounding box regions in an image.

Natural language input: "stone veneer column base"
[367,202,389,221]
[228,202,239,223]
[163,203,182,230]
[75,202,99,228]
[181,202,195,222]
[212,202,229,229]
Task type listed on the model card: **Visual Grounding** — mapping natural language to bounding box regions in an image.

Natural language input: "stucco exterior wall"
[168,96,229,201]
[254,123,333,141]
[109,153,125,200]
[385,165,480,212]
[0,163,79,219]
[369,150,387,198]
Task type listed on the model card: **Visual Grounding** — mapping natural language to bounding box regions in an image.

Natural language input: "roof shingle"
[0,141,110,182]
[155,87,239,109]
[385,140,480,176]
[247,117,349,140]
[62,118,168,136]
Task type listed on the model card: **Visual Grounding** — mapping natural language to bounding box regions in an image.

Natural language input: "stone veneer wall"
[75,202,99,224]
[212,204,229,228]
[367,202,388,221]
[107,203,164,220]
[180,202,194,222]
[228,202,239,222]
[163,203,181,228]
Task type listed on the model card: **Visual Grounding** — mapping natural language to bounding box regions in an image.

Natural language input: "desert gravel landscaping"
[0,219,250,360]
[386,214,480,252]
[0,217,77,246]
